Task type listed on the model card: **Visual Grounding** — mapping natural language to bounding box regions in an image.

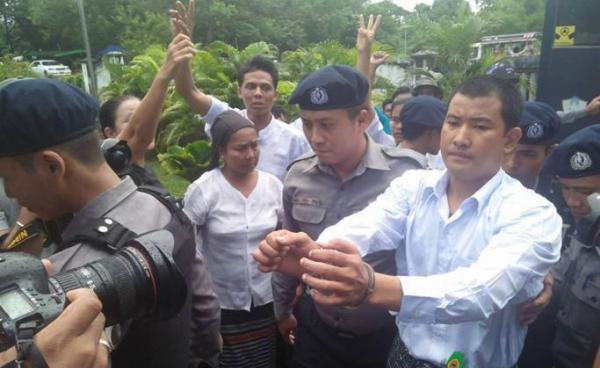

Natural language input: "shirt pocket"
[558,274,600,341]
[291,203,327,225]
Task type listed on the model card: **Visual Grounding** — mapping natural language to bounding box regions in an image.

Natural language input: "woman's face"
[105,97,141,138]
[220,127,259,175]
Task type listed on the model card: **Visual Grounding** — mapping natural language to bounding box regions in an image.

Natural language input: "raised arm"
[117,33,196,166]
[170,0,213,117]
[355,14,381,123]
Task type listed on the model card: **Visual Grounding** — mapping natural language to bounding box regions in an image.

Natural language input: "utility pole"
[76,0,97,96]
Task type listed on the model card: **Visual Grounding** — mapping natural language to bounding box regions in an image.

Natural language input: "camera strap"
[14,320,47,368]
[59,217,138,252]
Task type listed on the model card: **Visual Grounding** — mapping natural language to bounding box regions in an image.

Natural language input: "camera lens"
[49,231,187,326]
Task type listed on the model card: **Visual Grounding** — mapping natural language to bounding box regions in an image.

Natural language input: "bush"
[0,56,37,80]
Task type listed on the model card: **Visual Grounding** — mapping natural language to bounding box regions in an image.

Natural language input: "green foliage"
[0,56,36,80]
[158,140,212,182]
[478,0,546,35]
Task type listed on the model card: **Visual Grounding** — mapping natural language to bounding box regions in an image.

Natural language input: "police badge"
[310,87,328,105]
[570,151,592,171]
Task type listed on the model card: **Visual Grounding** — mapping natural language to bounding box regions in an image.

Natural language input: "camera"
[0,230,187,352]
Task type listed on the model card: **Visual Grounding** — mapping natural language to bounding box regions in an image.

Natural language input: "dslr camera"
[0,230,187,353]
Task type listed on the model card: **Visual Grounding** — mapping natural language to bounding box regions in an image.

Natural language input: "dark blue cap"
[399,96,447,129]
[289,65,369,111]
[546,125,600,178]
[0,78,99,157]
[519,101,560,145]
[486,61,519,82]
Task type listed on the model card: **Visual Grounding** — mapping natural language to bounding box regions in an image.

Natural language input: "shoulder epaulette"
[286,151,318,171]
[381,146,428,169]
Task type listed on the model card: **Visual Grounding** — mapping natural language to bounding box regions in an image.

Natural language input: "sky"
[373,0,479,12]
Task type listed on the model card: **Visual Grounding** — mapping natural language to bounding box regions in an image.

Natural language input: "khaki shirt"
[272,137,426,334]
[49,178,222,367]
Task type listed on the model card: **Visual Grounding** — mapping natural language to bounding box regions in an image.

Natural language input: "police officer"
[0,79,221,368]
[543,125,600,367]
[503,101,575,240]
[397,96,447,167]
[512,102,565,367]
[272,65,425,368]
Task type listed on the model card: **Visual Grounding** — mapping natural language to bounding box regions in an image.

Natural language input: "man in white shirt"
[253,76,562,367]
[175,54,309,181]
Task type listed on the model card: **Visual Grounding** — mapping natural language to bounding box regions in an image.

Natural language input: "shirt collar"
[251,112,276,137]
[62,177,137,241]
[428,168,505,216]
[306,135,390,177]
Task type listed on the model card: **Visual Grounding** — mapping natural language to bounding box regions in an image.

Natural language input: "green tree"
[478,0,546,35]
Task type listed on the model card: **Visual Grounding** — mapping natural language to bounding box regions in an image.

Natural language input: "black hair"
[382,99,393,109]
[391,86,411,100]
[237,55,279,89]
[344,100,370,120]
[16,130,104,170]
[402,123,437,141]
[450,76,523,130]
[271,105,286,119]
[98,95,137,136]
[391,95,413,111]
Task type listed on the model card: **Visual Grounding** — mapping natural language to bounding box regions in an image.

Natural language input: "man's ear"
[357,109,370,132]
[504,127,522,154]
[103,126,115,139]
[36,150,66,178]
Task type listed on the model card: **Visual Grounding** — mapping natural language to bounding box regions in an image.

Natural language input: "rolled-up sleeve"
[398,201,562,325]
[201,97,232,139]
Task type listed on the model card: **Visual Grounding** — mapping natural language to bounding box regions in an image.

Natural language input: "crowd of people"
[0,1,598,367]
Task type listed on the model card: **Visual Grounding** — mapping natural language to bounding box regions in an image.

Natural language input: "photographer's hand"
[34,289,108,368]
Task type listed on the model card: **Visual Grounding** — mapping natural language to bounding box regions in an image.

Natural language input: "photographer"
[0,78,220,368]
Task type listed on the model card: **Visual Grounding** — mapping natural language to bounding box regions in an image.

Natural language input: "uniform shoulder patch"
[381,146,427,168]
[287,150,317,171]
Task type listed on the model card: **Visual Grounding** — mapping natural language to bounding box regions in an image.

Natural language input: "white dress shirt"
[367,115,396,147]
[183,168,283,311]
[318,169,562,367]
[202,97,310,181]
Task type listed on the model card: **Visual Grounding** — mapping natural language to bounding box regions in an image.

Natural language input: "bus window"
[556,0,600,46]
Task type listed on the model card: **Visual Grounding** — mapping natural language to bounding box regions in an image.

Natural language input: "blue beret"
[399,96,447,129]
[289,65,369,110]
[0,78,99,157]
[546,125,600,178]
[486,61,519,82]
[519,102,560,145]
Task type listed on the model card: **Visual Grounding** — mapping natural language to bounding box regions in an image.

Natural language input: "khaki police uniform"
[272,136,426,368]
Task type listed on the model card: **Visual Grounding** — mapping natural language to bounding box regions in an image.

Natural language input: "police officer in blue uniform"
[503,101,575,242]
[521,125,600,367]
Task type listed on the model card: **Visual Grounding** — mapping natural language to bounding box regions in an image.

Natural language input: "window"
[556,0,600,46]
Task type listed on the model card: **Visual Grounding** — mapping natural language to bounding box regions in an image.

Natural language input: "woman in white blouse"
[184,110,282,368]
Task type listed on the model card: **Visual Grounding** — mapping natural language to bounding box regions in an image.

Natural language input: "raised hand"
[370,50,388,69]
[356,14,382,53]
[169,0,195,38]
[158,33,196,81]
